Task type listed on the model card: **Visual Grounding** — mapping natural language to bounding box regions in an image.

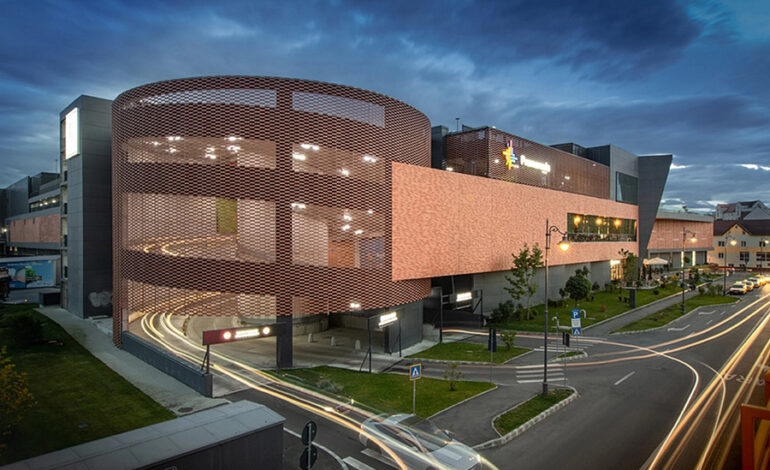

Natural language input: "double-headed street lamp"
[543,218,570,397]
[681,228,697,314]
[723,235,737,294]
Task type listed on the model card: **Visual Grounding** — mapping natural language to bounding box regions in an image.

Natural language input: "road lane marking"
[667,324,690,332]
[285,428,348,470]
[614,371,636,386]
[344,456,377,470]
[698,310,716,315]
[706,320,713,326]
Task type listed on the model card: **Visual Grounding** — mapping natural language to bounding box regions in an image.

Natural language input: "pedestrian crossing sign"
[572,327,582,336]
[409,363,422,381]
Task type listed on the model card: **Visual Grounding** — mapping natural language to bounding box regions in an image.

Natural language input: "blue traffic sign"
[571,309,580,319]
[572,327,582,336]
[409,363,422,381]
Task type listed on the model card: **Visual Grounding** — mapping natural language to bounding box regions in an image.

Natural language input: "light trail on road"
[135,298,500,470]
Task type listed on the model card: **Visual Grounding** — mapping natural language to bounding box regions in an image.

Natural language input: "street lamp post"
[681,228,697,314]
[723,235,736,294]
[542,218,570,397]
[760,239,768,272]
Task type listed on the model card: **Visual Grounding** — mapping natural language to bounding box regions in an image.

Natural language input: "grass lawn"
[556,351,583,359]
[490,284,682,332]
[613,294,737,332]
[275,366,494,418]
[0,304,174,465]
[408,341,530,363]
[494,388,573,435]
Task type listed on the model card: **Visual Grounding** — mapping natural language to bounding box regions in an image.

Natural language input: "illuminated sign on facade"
[378,312,398,327]
[520,155,551,174]
[65,108,79,159]
[501,139,518,170]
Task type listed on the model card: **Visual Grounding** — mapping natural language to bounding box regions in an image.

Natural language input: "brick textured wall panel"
[113,77,431,346]
[392,163,638,281]
[648,219,714,251]
[9,214,61,244]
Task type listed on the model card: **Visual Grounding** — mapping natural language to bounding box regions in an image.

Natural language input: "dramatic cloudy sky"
[1,0,768,212]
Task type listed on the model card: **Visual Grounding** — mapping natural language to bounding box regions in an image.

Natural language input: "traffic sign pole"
[409,363,422,415]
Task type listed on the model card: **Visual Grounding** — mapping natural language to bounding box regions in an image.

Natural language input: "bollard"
[307,333,313,343]
[330,336,336,347]
[355,339,361,350]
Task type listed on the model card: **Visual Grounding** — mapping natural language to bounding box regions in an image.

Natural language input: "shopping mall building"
[110,76,672,366]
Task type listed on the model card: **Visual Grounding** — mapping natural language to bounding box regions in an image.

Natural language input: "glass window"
[740,251,750,262]
[718,253,724,259]
[568,213,636,242]
[741,241,747,247]
[718,241,725,247]
[616,172,638,204]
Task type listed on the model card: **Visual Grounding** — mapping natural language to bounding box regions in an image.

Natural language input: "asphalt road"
[132,277,770,470]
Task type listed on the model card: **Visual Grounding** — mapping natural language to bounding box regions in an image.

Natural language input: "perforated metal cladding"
[446,128,610,199]
[112,76,431,345]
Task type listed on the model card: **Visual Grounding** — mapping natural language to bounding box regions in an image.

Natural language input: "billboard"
[0,257,58,289]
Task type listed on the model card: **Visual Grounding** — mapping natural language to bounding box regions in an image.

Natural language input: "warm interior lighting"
[226,136,242,142]
[362,155,378,163]
[557,235,571,252]
[205,154,216,160]
[290,203,306,210]
[349,302,361,310]
[292,152,306,161]
[343,214,352,221]
[341,224,351,231]
[354,229,364,235]
[446,167,454,172]
[614,219,622,227]
[573,215,582,225]
[340,168,350,176]
[300,143,319,151]
[227,145,241,152]
[595,218,603,225]
[367,209,374,214]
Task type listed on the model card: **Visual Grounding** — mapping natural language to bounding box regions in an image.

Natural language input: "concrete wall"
[330,299,423,350]
[61,95,113,318]
[473,260,612,313]
[8,401,284,470]
[122,332,213,397]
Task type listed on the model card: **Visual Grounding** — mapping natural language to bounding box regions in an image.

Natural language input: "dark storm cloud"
[0,0,765,213]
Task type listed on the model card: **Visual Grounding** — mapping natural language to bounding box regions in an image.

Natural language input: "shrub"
[0,347,36,452]
[499,330,516,351]
[698,286,706,295]
[653,289,660,295]
[316,378,342,394]
[592,281,600,292]
[491,301,516,324]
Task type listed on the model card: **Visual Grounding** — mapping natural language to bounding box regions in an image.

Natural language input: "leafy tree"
[618,249,639,286]
[564,268,592,306]
[504,244,544,321]
[0,347,36,454]
[499,330,516,351]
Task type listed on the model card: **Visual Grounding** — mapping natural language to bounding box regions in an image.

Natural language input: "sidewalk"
[35,307,228,415]
[584,284,715,337]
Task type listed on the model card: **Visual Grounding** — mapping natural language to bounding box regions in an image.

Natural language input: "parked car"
[359,414,482,470]
[729,282,748,295]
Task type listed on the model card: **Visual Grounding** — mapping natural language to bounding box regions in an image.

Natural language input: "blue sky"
[1,0,768,212]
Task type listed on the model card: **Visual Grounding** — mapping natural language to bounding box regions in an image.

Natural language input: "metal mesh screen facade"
[446,127,610,199]
[112,76,431,345]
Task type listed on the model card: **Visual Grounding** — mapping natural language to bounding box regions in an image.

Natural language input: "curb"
[473,385,579,450]
[427,385,499,420]
[548,351,587,362]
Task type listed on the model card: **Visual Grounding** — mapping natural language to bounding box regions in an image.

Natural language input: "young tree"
[564,268,592,306]
[499,330,516,351]
[618,248,639,286]
[504,244,544,321]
